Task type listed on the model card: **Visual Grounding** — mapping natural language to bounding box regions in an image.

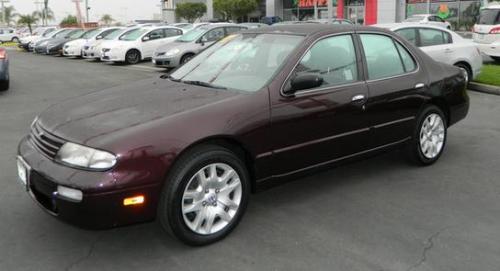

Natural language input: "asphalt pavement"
[1,50,500,271]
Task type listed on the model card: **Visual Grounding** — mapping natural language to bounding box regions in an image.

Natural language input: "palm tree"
[33,8,54,26]
[2,6,18,26]
[100,14,114,26]
[17,13,39,34]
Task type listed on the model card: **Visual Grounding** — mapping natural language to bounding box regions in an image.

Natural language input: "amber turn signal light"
[123,195,145,206]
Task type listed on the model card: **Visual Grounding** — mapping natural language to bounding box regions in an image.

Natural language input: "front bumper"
[82,49,101,59]
[152,56,180,68]
[100,50,125,62]
[63,47,82,57]
[17,136,160,229]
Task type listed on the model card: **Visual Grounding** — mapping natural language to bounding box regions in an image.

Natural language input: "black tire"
[11,37,19,43]
[492,56,500,63]
[157,144,250,246]
[125,49,141,65]
[180,54,194,65]
[454,63,471,85]
[407,105,447,166]
[0,80,9,91]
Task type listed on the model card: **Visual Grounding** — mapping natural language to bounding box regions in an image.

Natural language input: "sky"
[10,0,162,23]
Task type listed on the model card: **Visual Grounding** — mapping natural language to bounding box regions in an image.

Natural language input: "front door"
[269,34,370,175]
[142,29,166,58]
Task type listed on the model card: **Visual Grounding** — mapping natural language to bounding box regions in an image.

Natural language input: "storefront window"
[406,0,480,31]
[283,0,337,21]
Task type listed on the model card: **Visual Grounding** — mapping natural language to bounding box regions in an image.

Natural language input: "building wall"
[377,0,397,23]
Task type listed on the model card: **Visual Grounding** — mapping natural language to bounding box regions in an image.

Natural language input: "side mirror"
[199,36,208,45]
[142,36,150,41]
[96,35,103,40]
[285,74,323,94]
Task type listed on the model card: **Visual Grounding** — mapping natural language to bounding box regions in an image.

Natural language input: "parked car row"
[18,23,249,68]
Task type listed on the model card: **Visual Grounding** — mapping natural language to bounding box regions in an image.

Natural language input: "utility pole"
[85,0,89,22]
[0,0,9,26]
[34,0,44,25]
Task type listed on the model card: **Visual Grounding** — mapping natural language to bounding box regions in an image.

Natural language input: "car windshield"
[81,28,100,39]
[68,30,84,38]
[176,27,207,42]
[119,28,148,41]
[478,9,500,25]
[404,15,425,22]
[42,28,56,37]
[170,33,304,92]
[104,29,127,40]
[54,29,72,38]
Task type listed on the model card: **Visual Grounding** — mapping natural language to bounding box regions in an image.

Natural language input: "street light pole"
[85,0,89,22]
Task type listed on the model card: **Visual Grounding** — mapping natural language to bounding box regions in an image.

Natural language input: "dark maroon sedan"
[17,25,469,245]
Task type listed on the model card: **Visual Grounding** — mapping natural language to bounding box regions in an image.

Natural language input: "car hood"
[65,38,86,47]
[38,77,241,146]
[101,40,135,49]
[155,41,194,54]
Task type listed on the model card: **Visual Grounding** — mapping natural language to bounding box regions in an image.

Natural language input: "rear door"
[359,33,427,148]
[415,28,454,65]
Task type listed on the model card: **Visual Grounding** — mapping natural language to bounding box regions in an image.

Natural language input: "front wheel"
[180,54,194,65]
[11,37,19,43]
[158,145,250,246]
[407,105,447,165]
[125,49,141,65]
[0,80,9,91]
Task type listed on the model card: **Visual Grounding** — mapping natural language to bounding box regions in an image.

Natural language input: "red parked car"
[17,25,469,245]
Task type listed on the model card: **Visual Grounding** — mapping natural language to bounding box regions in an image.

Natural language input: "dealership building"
[162,0,489,30]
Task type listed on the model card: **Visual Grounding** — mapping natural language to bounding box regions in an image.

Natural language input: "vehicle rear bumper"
[477,42,500,57]
[17,136,160,229]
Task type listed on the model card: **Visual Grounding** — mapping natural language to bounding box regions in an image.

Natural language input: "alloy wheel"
[419,113,445,159]
[181,163,242,235]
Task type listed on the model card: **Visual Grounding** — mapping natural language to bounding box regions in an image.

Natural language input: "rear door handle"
[445,48,453,53]
[415,83,425,89]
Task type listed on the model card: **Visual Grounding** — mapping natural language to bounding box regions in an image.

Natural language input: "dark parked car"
[0,48,9,91]
[34,28,84,55]
[17,25,469,246]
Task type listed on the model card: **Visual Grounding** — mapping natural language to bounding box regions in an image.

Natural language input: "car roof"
[242,24,382,36]
[375,23,451,32]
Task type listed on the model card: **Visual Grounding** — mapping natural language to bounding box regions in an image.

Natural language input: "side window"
[164,29,181,37]
[395,28,417,46]
[294,35,358,88]
[419,29,447,46]
[203,28,225,42]
[9,29,14,33]
[148,29,164,40]
[225,27,244,35]
[394,42,417,72]
[360,34,406,80]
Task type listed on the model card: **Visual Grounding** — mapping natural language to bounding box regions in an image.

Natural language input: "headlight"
[56,142,117,170]
[166,48,180,57]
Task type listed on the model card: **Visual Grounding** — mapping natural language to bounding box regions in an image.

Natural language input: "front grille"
[83,46,89,50]
[102,48,110,53]
[29,121,65,159]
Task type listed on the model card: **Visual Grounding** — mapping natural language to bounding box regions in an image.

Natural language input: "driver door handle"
[415,83,425,89]
[351,94,366,102]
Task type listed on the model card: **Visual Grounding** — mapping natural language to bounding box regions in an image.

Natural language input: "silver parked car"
[152,24,247,68]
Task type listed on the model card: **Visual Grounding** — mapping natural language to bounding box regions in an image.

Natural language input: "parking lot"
[1,49,500,270]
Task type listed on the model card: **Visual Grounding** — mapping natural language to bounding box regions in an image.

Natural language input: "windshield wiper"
[182,80,227,90]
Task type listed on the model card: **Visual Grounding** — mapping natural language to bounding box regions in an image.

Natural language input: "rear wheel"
[158,145,250,246]
[125,49,141,65]
[0,80,9,91]
[407,105,447,165]
[454,63,471,85]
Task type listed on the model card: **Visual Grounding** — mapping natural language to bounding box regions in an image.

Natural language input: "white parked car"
[377,24,482,83]
[404,14,452,29]
[100,26,184,64]
[64,27,122,58]
[0,28,19,43]
[82,27,125,60]
[19,27,58,51]
[473,3,500,62]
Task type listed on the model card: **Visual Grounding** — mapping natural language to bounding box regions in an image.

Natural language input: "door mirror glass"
[287,74,323,94]
[199,36,208,44]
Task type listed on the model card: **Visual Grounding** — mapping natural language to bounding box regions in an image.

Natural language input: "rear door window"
[478,9,500,25]
[395,28,417,46]
[418,29,451,47]
[360,34,408,80]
